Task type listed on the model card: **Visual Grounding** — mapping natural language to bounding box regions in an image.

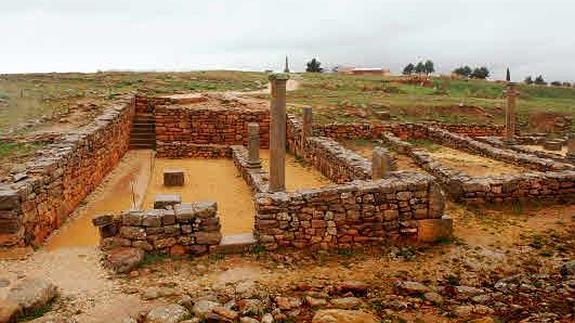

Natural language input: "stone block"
[0,218,21,233]
[154,194,182,210]
[417,216,453,242]
[543,140,563,151]
[163,168,185,187]
[142,209,162,227]
[0,188,20,210]
[194,231,222,245]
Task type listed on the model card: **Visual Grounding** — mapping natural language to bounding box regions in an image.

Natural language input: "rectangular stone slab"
[154,194,182,210]
[163,169,185,187]
[417,217,453,242]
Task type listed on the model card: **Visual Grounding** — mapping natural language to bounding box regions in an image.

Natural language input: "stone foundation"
[382,132,575,205]
[93,201,222,255]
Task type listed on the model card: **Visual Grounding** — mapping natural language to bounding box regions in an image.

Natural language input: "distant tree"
[470,67,490,79]
[453,66,472,77]
[550,81,562,87]
[402,63,415,75]
[534,75,546,85]
[562,82,572,87]
[306,58,323,73]
[423,60,435,75]
[414,62,426,74]
[524,76,534,85]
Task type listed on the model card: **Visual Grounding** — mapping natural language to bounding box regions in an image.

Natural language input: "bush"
[470,67,490,79]
[306,58,323,73]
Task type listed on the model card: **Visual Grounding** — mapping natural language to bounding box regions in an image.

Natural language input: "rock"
[239,317,259,323]
[145,304,190,323]
[329,297,361,309]
[423,292,443,305]
[142,287,177,300]
[395,281,431,295]
[178,295,194,311]
[0,299,21,323]
[561,261,575,277]
[261,313,274,323]
[237,298,265,315]
[469,317,496,323]
[274,296,301,310]
[312,309,379,323]
[105,248,144,273]
[338,281,369,295]
[192,300,220,319]
[455,285,485,297]
[5,277,58,319]
[212,306,238,321]
[305,296,328,307]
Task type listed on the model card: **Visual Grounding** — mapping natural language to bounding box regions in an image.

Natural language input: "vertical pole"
[247,122,261,168]
[302,107,313,147]
[505,83,517,143]
[567,133,575,161]
[372,147,391,179]
[269,73,289,192]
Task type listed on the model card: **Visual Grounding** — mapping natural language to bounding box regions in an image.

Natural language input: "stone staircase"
[130,113,155,149]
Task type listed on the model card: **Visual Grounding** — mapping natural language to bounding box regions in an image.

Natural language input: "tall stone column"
[372,147,391,179]
[269,73,289,192]
[567,133,575,161]
[247,122,261,168]
[505,82,518,143]
[302,107,313,144]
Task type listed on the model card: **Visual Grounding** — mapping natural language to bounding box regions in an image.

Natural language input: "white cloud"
[0,0,573,82]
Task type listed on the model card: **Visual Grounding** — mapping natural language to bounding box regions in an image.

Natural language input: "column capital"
[269,73,290,82]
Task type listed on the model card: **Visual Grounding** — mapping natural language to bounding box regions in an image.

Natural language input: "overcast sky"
[1,0,574,82]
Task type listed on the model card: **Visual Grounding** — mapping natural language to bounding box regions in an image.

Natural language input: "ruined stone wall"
[0,101,134,247]
[231,146,269,193]
[155,105,271,158]
[425,127,573,172]
[382,132,575,205]
[93,201,222,255]
[254,173,446,250]
[314,122,503,141]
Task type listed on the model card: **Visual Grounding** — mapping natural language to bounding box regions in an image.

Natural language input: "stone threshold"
[213,232,257,254]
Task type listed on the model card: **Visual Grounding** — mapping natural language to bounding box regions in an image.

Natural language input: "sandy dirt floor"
[429,146,526,177]
[341,140,425,173]
[142,158,255,235]
[518,144,568,157]
[259,150,332,191]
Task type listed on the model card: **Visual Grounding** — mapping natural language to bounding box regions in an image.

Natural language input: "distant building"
[336,66,390,76]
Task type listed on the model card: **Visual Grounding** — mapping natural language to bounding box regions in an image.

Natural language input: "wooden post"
[269,73,289,192]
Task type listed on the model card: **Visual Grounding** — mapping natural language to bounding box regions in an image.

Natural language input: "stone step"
[130,143,155,149]
[213,233,257,254]
[130,138,155,144]
[133,122,155,127]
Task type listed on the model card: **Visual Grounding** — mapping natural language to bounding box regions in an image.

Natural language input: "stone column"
[567,133,575,161]
[505,82,518,143]
[302,107,313,144]
[269,73,290,192]
[372,147,391,179]
[247,122,262,168]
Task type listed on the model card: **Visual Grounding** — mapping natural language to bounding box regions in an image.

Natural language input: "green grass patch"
[139,252,169,267]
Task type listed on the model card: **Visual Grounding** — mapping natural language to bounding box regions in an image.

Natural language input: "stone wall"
[93,201,222,255]
[425,127,573,172]
[381,132,575,205]
[0,100,134,247]
[232,115,450,250]
[254,173,447,250]
[155,104,270,158]
[314,122,503,141]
